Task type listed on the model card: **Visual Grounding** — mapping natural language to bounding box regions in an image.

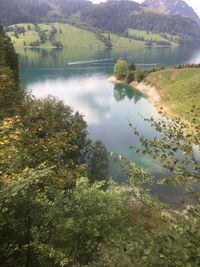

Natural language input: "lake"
[18,46,200,184]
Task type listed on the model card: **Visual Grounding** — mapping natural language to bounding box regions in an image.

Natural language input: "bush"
[129,63,136,71]
[51,41,63,48]
[125,70,135,84]
[29,40,40,46]
[114,59,129,80]
[135,67,145,82]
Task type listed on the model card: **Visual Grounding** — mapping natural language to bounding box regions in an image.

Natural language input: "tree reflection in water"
[114,83,145,103]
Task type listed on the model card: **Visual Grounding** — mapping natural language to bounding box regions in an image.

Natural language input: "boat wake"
[67,58,115,66]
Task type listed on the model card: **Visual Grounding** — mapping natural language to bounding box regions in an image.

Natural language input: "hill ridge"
[143,0,200,25]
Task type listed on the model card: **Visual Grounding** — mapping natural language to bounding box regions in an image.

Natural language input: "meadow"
[8,23,147,48]
[145,68,200,118]
[128,29,178,46]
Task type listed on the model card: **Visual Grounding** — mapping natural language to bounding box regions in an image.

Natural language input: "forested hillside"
[0,25,23,119]
[81,1,200,46]
[0,0,51,25]
[143,0,200,25]
[1,0,200,46]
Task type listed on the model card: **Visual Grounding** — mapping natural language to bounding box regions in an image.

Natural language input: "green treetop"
[114,59,129,80]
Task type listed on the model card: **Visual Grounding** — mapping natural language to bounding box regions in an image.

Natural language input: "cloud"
[27,75,113,125]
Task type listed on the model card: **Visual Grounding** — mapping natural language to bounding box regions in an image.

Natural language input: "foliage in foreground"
[0,169,127,266]
[0,25,23,119]
[1,164,200,267]
[1,99,200,267]
[132,107,200,198]
[0,73,200,266]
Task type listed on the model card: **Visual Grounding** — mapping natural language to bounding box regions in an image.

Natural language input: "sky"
[91,0,200,17]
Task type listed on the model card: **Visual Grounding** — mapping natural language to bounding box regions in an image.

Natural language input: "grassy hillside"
[128,29,178,46]
[141,6,163,14]
[8,23,103,48]
[7,23,146,48]
[128,29,166,41]
[102,33,145,48]
[2,0,200,47]
[145,68,200,119]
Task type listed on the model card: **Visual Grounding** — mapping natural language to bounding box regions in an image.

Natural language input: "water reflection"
[19,46,200,206]
[18,46,200,70]
[189,48,200,64]
[27,74,113,124]
[25,71,178,177]
[20,46,200,178]
[114,83,144,103]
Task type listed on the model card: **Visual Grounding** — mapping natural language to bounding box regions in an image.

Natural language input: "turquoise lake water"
[18,46,200,183]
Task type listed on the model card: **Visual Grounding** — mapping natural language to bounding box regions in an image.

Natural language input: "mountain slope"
[1,0,200,46]
[7,22,149,48]
[81,1,200,46]
[143,0,200,25]
[0,0,51,25]
[0,0,92,25]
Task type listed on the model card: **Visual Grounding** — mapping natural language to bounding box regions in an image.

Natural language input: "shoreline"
[108,75,160,105]
[12,44,175,49]
[108,75,176,119]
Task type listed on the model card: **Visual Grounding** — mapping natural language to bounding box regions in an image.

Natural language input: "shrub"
[125,70,135,84]
[114,59,129,80]
[51,41,63,48]
[135,67,145,82]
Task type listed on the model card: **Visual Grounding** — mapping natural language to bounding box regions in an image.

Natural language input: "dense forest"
[1,23,200,266]
[0,0,51,25]
[81,1,200,46]
[0,25,23,119]
[1,0,200,46]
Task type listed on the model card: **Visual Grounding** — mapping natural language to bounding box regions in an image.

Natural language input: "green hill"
[145,67,200,119]
[8,23,103,48]
[102,32,145,48]
[8,22,180,49]
[2,0,200,47]
[7,23,147,48]
[128,29,178,46]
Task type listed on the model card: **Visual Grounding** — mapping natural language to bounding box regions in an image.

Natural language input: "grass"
[8,23,146,48]
[8,23,104,48]
[128,29,167,42]
[52,23,103,48]
[103,33,145,48]
[8,22,178,49]
[128,29,178,46]
[145,68,200,119]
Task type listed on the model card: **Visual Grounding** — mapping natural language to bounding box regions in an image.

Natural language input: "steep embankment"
[143,68,200,119]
